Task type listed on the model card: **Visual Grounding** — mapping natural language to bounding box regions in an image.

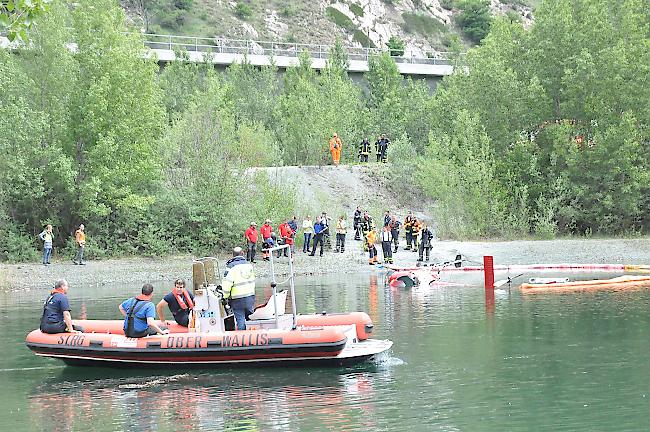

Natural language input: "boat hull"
[26,328,348,367]
[26,312,390,368]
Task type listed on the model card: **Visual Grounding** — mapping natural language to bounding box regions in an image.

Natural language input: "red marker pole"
[484,255,494,290]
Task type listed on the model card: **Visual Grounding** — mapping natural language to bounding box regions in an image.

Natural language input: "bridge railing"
[142,33,454,66]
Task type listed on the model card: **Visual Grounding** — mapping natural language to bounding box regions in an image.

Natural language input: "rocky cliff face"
[123,0,534,55]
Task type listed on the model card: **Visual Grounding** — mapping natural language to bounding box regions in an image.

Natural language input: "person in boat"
[119,283,169,338]
[418,223,434,262]
[40,279,83,334]
[221,247,256,330]
[156,278,195,327]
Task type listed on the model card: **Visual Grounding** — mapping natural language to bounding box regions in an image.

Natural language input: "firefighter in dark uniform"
[418,223,434,262]
[358,138,371,163]
[375,134,390,163]
[353,207,362,240]
[361,212,374,252]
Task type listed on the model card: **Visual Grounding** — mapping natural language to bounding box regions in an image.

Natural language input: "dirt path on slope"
[259,164,432,221]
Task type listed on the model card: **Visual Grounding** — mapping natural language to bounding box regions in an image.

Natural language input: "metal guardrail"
[142,33,455,66]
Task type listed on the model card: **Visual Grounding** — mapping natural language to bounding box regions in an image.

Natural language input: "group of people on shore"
[241,207,434,266]
[329,133,391,165]
[243,212,346,262]
[37,223,87,265]
[40,247,258,337]
[353,208,434,265]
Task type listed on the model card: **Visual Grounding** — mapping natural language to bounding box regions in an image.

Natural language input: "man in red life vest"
[244,222,258,263]
[40,279,83,334]
[156,278,195,327]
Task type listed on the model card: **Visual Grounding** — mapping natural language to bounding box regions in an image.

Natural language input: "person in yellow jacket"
[335,215,347,253]
[329,133,342,166]
[221,247,256,330]
[366,229,378,265]
[411,219,423,252]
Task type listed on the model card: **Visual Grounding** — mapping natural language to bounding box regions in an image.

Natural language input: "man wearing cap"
[244,222,259,263]
[222,247,256,330]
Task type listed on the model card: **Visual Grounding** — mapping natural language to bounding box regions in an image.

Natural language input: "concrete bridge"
[143,33,455,86]
[2,32,456,86]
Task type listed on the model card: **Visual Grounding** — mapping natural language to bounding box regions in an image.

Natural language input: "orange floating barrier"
[520,275,650,293]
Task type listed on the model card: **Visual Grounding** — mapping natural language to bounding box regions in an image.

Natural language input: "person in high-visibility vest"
[404,211,415,250]
[411,218,423,252]
[221,247,256,330]
[329,133,342,166]
[366,229,378,265]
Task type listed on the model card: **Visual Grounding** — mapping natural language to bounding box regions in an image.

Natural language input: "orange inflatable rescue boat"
[26,247,392,367]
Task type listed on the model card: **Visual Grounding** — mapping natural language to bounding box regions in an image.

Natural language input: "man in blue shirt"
[119,284,168,338]
[40,279,83,334]
[309,217,325,257]
[156,279,195,327]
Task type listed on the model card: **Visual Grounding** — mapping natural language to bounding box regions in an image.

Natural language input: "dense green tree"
[225,59,279,128]
[325,37,349,79]
[455,0,491,43]
[158,51,215,122]
[0,0,50,41]
[366,53,405,136]
[386,36,405,57]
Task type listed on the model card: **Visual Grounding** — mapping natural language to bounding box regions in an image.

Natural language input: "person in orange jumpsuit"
[329,133,342,166]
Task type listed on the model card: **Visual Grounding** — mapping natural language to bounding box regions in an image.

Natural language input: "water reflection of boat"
[25,246,392,368]
[29,370,381,431]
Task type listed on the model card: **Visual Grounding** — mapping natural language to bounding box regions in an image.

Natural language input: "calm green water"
[3,269,650,431]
